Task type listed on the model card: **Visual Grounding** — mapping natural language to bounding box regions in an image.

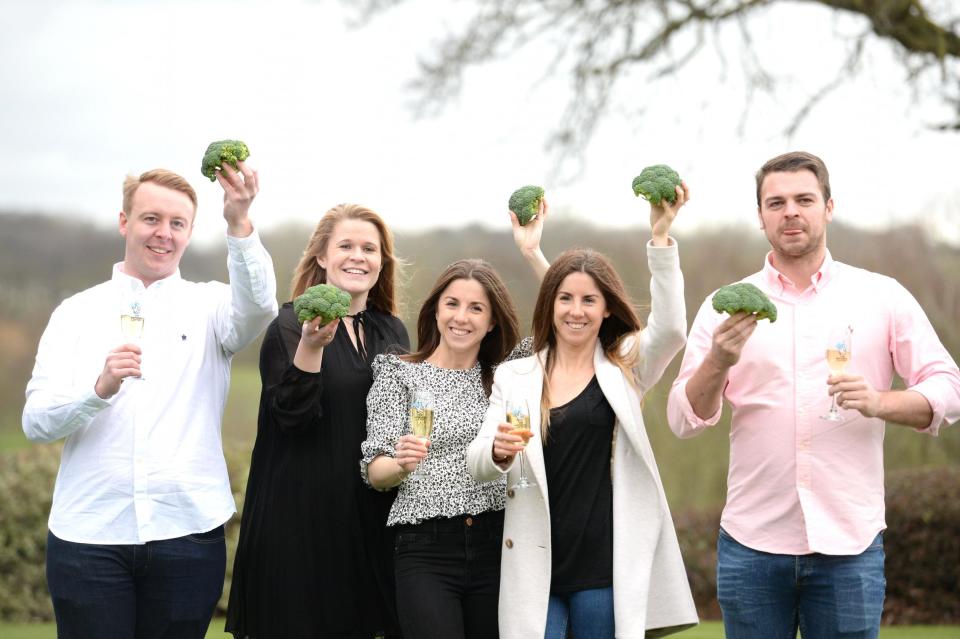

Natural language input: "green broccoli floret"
[711,282,777,322]
[293,284,352,325]
[632,164,681,205]
[508,185,545,226]
[201,140,250,182]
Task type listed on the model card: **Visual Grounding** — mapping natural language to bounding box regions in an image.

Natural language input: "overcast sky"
[2,0,957,247]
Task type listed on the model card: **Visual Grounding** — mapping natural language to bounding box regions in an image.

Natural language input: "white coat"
[467,244,698,638]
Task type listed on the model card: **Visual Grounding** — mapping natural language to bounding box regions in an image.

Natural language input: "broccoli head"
[711,282,778,322]
[632,164,681,205]
[201,140,250,182]
[508,185,545,226]
[293,284,352,325]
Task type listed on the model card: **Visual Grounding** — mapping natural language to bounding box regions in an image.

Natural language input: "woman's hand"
[511,197,551,280]
[292,317,340,373]
[650,181,690,246]
[395,434,430,473]
[492,422,526,466]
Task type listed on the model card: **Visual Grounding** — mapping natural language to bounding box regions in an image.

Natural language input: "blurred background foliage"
[1,210,958,622]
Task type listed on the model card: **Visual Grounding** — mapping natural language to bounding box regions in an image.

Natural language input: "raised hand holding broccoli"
[712,282,778,322]
[508,185,545,226]
[294,284,352,325]
[201,140,251,182]
[632,164,681,205]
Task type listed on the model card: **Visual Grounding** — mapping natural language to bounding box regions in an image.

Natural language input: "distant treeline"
[2,211,958,507]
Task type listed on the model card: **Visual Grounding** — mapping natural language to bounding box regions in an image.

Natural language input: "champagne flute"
[821,324,853,421]
[407,387,434,481]
[505,396,535,489]
[120,301,145,380]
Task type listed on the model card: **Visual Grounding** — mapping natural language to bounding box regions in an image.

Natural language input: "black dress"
[226,302,409,639]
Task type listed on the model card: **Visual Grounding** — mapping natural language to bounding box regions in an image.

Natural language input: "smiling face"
[119,181,194,287]
[552,271,610,349]
[435,277,495,359]
[758,169,834,262]
[317,218,383,301]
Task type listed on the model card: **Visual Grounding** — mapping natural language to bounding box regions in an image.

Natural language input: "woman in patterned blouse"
[361,257,524,639]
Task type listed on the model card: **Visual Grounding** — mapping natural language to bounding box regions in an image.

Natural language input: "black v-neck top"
[226,302,409,638]
[543,375,616,594]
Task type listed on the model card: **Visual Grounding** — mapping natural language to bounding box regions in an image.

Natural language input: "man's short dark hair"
[755,151,831,205]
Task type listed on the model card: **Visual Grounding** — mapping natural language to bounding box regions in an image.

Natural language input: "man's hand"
[216,161,257,237]
[684,311,757,420]
[828,374,884,418]
[708,311,758,368]
[94,344,142,399]
[395,434,430,473]
[649,181,689,246]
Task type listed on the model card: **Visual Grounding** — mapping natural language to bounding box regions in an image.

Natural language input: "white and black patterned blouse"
[361,340,531,526]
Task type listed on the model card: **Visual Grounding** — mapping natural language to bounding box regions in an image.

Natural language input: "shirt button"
[505,539,514,549]
[507,489,516,498]
[465,517,474,527]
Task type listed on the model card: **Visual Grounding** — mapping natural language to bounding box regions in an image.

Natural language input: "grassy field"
[1,620,957,638]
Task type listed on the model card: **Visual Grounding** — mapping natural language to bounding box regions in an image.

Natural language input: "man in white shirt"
[22,163,277,639]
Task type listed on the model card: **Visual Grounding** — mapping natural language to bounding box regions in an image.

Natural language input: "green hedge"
[1,445,956,624]
[674,466,960,623]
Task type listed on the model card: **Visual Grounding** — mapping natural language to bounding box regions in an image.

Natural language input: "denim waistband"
[394,509,504,535]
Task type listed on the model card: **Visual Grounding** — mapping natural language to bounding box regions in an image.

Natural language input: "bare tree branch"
[350,0,960,159]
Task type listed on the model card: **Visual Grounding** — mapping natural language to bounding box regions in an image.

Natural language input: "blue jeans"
[46,527,226,639]
[717,528,885,639]
[544,586,615,639]
[393,510,503,639]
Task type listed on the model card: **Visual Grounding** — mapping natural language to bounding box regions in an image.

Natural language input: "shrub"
[883,466,960,624]
[672,466,960,625]
[0,444,58,621]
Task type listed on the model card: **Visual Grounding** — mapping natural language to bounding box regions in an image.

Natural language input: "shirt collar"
[111,262,182,295]
[761,249,835,296]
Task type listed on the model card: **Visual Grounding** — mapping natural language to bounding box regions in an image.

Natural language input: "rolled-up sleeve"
[667,296,724,439]
[23,300,113,443]
[217,229,278,355]
[889,283,960,436]
[360,355,408,485]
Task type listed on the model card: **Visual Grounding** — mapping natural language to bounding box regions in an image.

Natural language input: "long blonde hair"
[289,204,399,315]
[531,249,642,439]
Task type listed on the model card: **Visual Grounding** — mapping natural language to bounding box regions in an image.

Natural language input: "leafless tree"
[351,0,959,165]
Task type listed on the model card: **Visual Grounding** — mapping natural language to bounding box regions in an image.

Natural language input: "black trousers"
[393,509,504,639]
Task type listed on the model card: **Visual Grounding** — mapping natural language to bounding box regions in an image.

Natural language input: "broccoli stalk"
[711,283,778,322]
[201,140,251,182]
[293,284,352,325]
[508,185,545,226]
[632,165,681,205]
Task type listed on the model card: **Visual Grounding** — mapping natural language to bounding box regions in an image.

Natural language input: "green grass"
[1,621,957,638]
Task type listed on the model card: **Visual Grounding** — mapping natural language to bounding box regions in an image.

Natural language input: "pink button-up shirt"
[667,251,960,555]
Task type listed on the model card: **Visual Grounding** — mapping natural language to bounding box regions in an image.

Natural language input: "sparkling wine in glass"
[120,301,145,380]
[408,388,434,481]
[505,396,535,489]
[821,325,852,421]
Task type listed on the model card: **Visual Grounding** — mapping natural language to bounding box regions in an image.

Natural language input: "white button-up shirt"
[23,231,277,544]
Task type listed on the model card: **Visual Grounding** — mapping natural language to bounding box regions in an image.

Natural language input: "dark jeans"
[394,509,504,639]
[46,527,226,639]
[717,528,885,639]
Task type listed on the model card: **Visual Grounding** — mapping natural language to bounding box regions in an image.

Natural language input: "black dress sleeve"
[259,303,325,433]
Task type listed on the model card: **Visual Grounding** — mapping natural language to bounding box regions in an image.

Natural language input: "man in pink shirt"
[667,151,960,639]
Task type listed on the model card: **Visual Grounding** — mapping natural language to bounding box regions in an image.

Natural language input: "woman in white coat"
[466,184,698,638]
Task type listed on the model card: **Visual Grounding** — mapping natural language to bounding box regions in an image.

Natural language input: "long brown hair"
[404,259,519,396]
[289,204,399,315]
[531,248,643,436]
